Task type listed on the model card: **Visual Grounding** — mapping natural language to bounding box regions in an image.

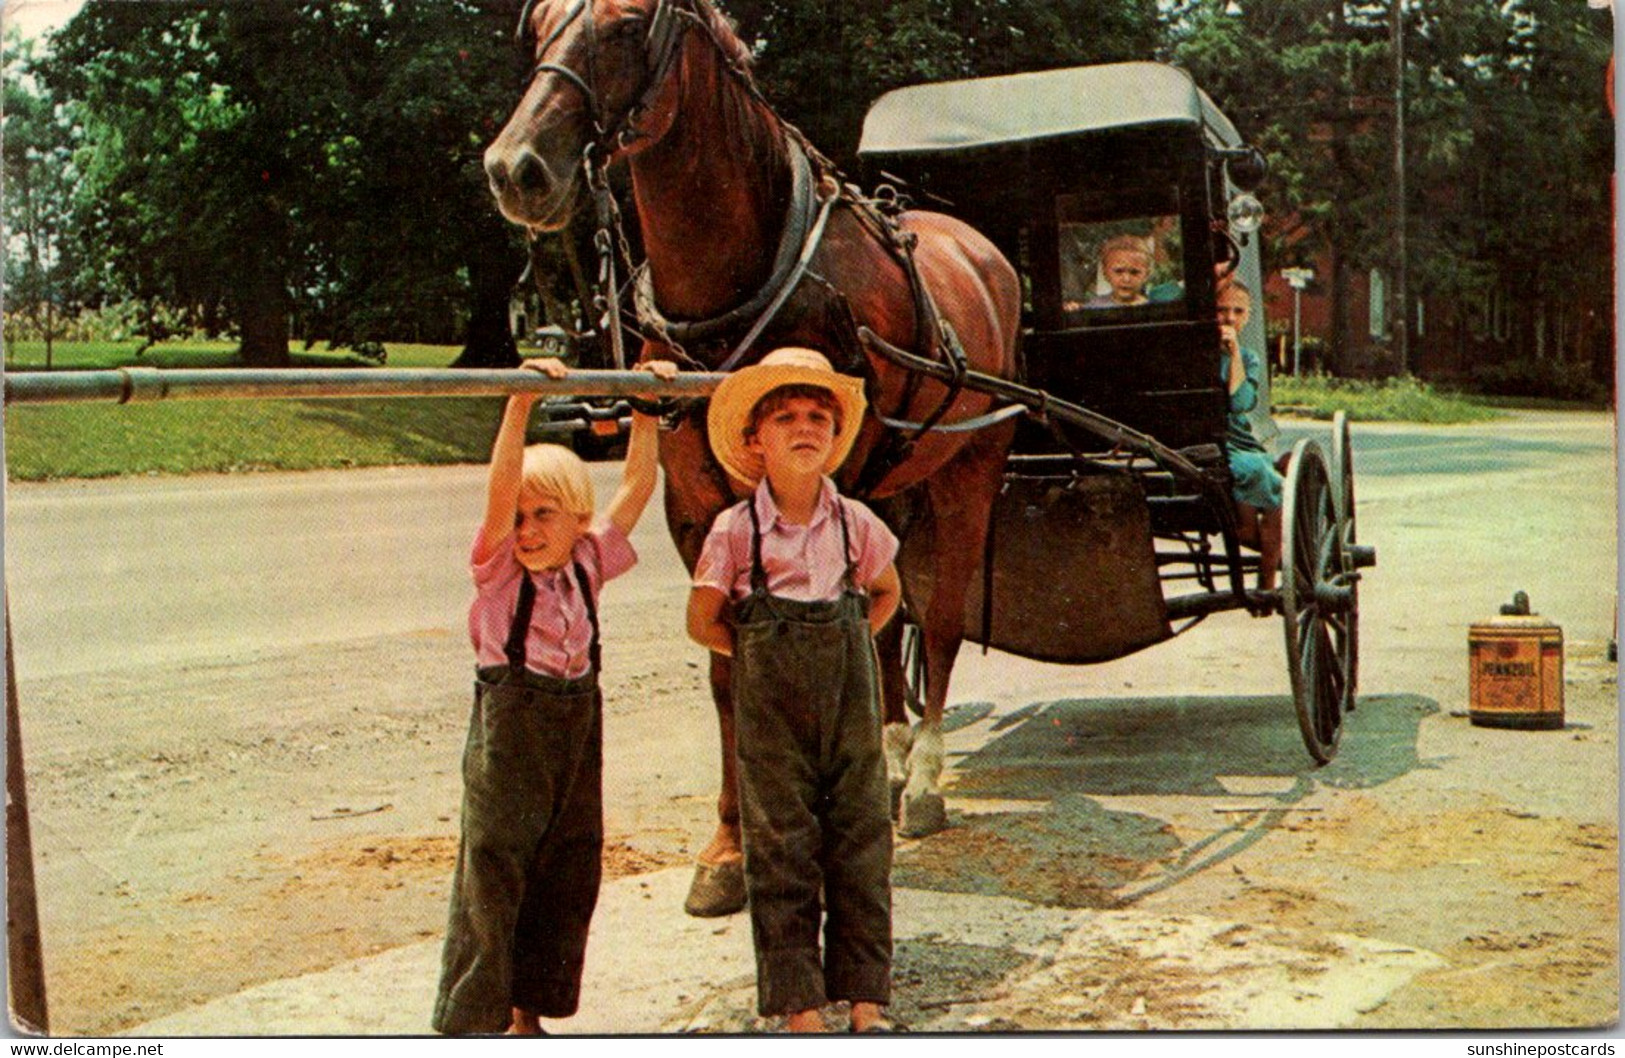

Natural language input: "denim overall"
[733,498,893,1016]
[433,560,604,1034]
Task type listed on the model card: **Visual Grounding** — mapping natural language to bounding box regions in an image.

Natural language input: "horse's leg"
[656,414,749,918]
[873,618,915,816]
[898,423,1013,838]
[684,652,747,916]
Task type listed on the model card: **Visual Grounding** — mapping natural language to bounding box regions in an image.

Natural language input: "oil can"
[1468,592,1564,730]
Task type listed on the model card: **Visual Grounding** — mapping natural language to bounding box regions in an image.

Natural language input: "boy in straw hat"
[687,347,902,1032]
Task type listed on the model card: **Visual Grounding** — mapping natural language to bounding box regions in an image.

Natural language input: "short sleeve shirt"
[693,478,899,602]
[468,519,637,678]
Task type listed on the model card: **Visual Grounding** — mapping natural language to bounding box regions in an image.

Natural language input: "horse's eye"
[611,17,646,41]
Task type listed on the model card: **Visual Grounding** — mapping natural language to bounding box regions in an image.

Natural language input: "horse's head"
[483,0,695,230]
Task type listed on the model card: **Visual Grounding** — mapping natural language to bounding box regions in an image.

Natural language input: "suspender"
[502,559,601,677]
[746,491,860,595]
[503,570,537,673]
[575,558,602,674]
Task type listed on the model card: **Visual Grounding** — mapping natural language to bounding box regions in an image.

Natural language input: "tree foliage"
[1169,0,1612,377]
[35,0,527,365]
[2,35,84,363]
[726,0,1165,164]
[12,0,1613,384]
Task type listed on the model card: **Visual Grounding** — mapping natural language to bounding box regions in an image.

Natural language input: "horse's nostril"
[511,151,550,195]
[484,150,511,194]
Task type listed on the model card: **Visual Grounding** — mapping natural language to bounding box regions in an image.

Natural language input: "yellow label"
[1470,635,1554,715]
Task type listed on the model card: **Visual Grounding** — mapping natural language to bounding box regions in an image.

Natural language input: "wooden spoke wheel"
[1328,411,1360,712]
[1280,438,1358,763]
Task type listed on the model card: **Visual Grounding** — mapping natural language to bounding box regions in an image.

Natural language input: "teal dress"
[1222,345,1283,511]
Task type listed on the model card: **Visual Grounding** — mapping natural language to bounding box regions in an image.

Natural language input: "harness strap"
[613,1,693,153]
[876,402,1026,435]
[716,187,837,372]
[633,140,819,347]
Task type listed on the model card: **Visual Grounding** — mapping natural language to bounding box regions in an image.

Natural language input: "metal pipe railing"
[3,366,726,406]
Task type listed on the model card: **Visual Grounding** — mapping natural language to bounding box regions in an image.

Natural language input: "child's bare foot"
[850,1002,898,1032]
[507,1007,545,1035]
[786,1008,827,1033]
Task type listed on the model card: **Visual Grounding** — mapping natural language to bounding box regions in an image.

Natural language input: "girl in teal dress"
[1217,280,1283,591]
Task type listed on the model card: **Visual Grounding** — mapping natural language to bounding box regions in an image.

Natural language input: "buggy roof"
[859,62,1242,159]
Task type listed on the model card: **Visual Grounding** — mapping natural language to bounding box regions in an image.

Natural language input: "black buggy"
[857,62,1375,762]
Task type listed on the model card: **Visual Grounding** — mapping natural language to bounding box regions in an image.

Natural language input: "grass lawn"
[1272,374,1504,424]
[5,340,510,481]
[2,341,1556,481]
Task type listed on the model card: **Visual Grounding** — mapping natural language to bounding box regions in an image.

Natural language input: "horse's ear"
[513,0,541,46]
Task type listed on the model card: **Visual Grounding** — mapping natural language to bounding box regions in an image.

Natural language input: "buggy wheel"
[1280,439,1356,763]
[901,618,926,719]
[1328,411,1360,710]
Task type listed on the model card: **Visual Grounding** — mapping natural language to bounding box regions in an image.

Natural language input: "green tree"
[39,0,529,366]
[2,34,83,364]
[1411,0,1612,382]
[724,0,1164,166]
[1169,0,1396,373]
[1169,0,1612,380]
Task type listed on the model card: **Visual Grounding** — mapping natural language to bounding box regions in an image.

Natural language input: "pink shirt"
[468,520,636,679]
[693,478,899,602]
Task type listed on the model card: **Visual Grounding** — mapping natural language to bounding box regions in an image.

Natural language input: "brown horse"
[484,0,1020,916]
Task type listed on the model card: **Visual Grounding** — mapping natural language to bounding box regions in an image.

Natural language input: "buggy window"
[1055,187,1184,321]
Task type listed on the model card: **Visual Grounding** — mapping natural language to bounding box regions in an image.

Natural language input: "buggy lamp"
[1228,193,1264,235]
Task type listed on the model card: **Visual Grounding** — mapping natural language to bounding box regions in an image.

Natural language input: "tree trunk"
[450,225,523,369]
[1328,241,1347,376]
[237,247,291,367]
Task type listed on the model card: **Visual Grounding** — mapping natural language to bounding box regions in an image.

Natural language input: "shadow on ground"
[894,693,1437,909]
[953,692,1436,797]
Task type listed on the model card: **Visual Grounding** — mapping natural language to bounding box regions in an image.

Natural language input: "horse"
[483,0,1021,917]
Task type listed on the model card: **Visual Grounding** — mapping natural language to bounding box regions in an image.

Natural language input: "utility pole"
[1391,0,1409,374]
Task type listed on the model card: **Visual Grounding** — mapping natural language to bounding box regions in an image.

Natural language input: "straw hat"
[706,347,867,485]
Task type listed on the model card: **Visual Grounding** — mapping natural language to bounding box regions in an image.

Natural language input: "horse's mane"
[689,0,788,181]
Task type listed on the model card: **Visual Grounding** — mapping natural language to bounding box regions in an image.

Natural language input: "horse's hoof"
[898,790,947,838]
[683,859,746,918]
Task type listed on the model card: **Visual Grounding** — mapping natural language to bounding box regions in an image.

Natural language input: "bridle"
[514,0,695,162]
[503,0,993,490]
[510,0,707,371]
[506,0,842,382]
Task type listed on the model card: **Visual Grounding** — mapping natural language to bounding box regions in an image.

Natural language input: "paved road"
[3,409,1617,1034]
[10,412,1614,683]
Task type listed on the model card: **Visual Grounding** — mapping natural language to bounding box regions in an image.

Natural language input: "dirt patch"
[954,911,1444,1031]
[1200,791,1621,1029]
[667,938,1036,1033]
[894,796,1180,908]
[41,830,688,1036]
